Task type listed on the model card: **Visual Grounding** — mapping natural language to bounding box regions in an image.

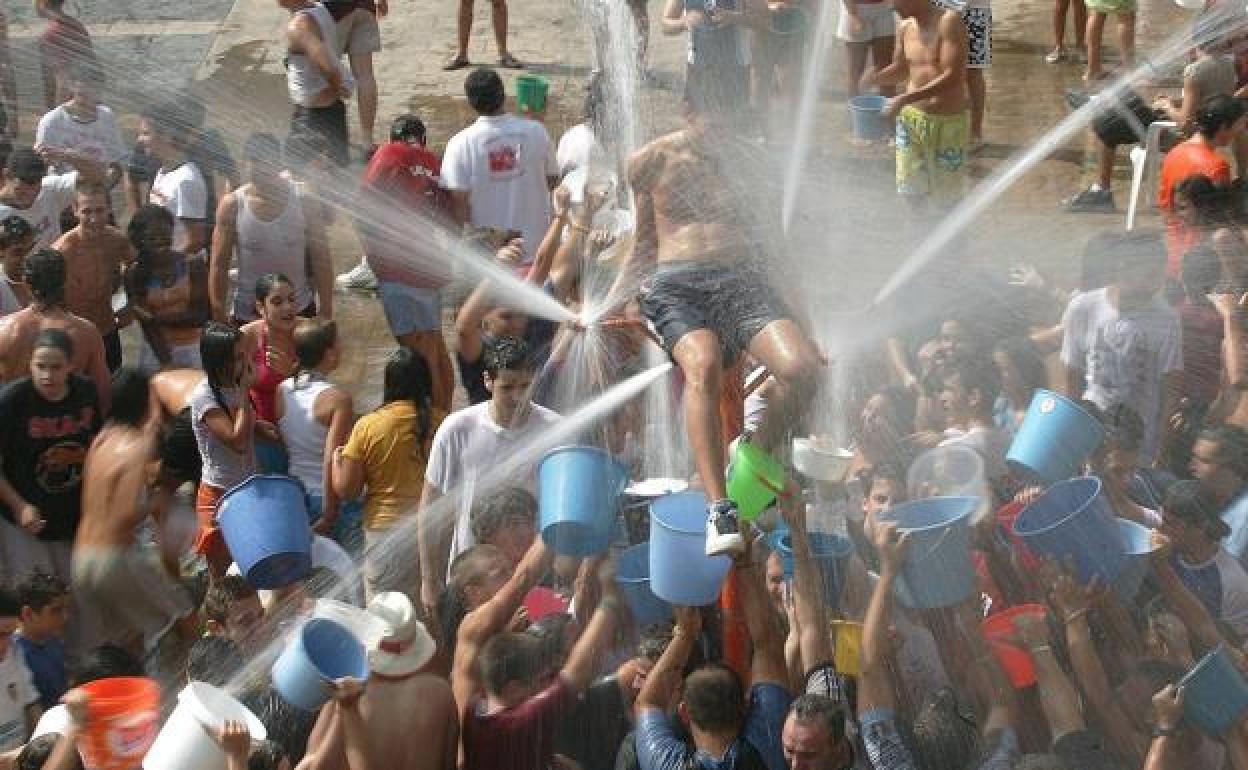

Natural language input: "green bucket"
[727,442,787,521]
[515,74,549,114]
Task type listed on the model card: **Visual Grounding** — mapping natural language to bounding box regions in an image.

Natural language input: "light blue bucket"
[848,95,888,141]
[538,446,628,557]
[768,530,855,607]
[1111,518,1158,601]
[1006,389,1105,484]
[616,543,673,627]
[271,618,369,712]
[649,491,732,606]
[1012,477,1126,585]
[217,475,312,590]
[879,497,978,609]
[1180,644,1248,735]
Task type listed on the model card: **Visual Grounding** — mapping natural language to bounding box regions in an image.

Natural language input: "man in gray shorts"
[330,0,385,155]
[613,74,822,557]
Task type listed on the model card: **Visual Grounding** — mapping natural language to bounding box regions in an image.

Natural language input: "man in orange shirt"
[1159,94,1245,279]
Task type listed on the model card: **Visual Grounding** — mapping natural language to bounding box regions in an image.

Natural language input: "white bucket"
[142,682,267,770]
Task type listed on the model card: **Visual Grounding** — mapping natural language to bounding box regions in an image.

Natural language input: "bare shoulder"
[939,10,968,37]
[628,134,674,189]
[52,228,79,252]
[70,313,104,345]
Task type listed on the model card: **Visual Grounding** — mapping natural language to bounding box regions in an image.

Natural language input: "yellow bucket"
[832,620,862,676]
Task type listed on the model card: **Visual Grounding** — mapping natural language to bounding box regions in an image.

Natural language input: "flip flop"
[442,54,471,71]
[497,53,525,69]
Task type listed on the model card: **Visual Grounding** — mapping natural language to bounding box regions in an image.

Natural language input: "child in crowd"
[0,216,32,317]
[0,585,38,754]
[13,572,68,710]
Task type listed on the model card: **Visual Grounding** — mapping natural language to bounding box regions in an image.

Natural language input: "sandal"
[497,52,525,69]
[442,54,471,71]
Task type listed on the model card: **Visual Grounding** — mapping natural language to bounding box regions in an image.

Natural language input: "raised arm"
[736,527,788,688]
[304,194,334,320]
[1143,685,1185,770]
[1012,611,1087,743]
[636,606,701,713]
[858,522,908,715]
[780,492,833,674]
[560,558,624,692]
[209,193,239,322]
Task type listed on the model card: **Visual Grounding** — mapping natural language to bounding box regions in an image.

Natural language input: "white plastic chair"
[1126,120,1177,231]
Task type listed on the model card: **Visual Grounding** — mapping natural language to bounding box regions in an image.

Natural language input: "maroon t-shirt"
[357,141,450,288]
[463,677,578,770]
[1179,300,1223,405]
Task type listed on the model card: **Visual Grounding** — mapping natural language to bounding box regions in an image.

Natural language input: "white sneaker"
[706,499,745,557]
[336,257,378,291]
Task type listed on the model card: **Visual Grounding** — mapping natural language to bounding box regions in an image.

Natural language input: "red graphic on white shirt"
[488,145,518,173]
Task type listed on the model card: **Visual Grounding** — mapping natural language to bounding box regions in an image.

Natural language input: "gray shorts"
[639,260,789,364]
[72,545,194,653]
[379,282,442,335]
[337,8,382,55]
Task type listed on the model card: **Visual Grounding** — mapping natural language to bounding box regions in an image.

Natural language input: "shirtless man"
[0,248,109,413]
[53,181,133,372]
[73,368,196,654]
[612,71,822,556]
[302,592,457,770]
[862,0,969,208]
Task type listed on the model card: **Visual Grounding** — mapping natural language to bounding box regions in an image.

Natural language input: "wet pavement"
[0,0,1212,405]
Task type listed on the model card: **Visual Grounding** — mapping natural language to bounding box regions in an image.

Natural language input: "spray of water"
[781,0,837,234]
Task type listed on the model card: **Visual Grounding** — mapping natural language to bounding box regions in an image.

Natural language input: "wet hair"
[142,100,197,149]
[72,644,144,685]
[479,631,543,694]
[65,60,105,89]
[787,694,848,744]
[439,544,508,658]
[249,740,290,770]
[6,146,47,184]
[33,327,73,359]
[638,625,674,662]
[528,613,576,673]
[284,129,331,172]
[390,113,426,144]
[1097,229,1168,273]
[203,574,258,625]
[381,346,435,451]
[910,688,979,770]
[16,570,67,612]
[992,337,1047,400]
[1198,424,1248,479]
[74,177,109,201]
[243,132,283,164]
[15,735,59,770]
[25,248,67,305]
[470,485,538,543]
[255,272,293,304]
[161,408,202,484]
[292,318,337,374]
[684,664,746,732]
[464,67,505,115]
[939,355,1000,412]
[109,368,151,428]
[682,64,746,122]
[483,335,533,378]
[1175,173,1227,223]
[127,204,176,291]
[187,635,245,687]
[1194,94,1245,138]
[0,584,19,617]
[0,215,32,247]
[200,321,245,418]
[1164,479,1231,541]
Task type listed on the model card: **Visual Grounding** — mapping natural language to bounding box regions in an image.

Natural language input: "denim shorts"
[379,282,442,336]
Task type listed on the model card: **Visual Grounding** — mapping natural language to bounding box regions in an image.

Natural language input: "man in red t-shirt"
[356,114,455,411]
[1158,94,1244,279]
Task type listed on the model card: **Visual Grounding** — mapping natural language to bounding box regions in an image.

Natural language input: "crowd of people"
[0,0,1244,770]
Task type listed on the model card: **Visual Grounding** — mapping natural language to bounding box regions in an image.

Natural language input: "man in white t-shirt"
[442,68,558,264]
[0,147,96,252]
[1062,231,1182,466]
[0,588,40,752]
[936,356,1009,485]
[137,101,208,257]
[34,64,126,186]
[417,335,559,615]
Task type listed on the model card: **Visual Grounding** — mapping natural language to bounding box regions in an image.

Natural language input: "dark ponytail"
[381,347,435,455]
[200,321,244,416]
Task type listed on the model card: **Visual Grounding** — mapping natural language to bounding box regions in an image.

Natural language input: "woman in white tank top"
[285,1,354,108]
[275,318,358,542]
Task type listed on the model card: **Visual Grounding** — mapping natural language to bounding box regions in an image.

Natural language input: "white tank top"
[233,183,311,321]
[286,3,353,107]
[279,375,335,496]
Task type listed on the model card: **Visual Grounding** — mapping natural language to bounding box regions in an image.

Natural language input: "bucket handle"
[906,523,958,562]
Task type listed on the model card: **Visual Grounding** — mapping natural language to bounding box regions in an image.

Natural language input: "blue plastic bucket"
[616,543,673,626]
[1111,518,1158,601]
[271,618,369,711]
[848,95,888,141]
[649,492,732,606]
[1180,645,1248,735]
[1006,389,1105,484]
[1012,477,1126,585]
[217,475,312,589]
[538,446,628,557]
[770,531,854,607]
[878,497,978,609]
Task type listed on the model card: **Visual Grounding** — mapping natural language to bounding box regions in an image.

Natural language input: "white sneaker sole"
[706,532,745,557]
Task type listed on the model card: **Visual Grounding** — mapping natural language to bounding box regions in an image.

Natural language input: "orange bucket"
[980,604,1047,689]
[77,677,162,770]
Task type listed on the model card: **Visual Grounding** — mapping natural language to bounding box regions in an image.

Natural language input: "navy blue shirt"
[637,683,791,770]
[16,635,67,709]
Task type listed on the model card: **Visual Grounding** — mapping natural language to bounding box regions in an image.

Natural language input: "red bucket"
[77,677,162,770]
[980,604,1047,689]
